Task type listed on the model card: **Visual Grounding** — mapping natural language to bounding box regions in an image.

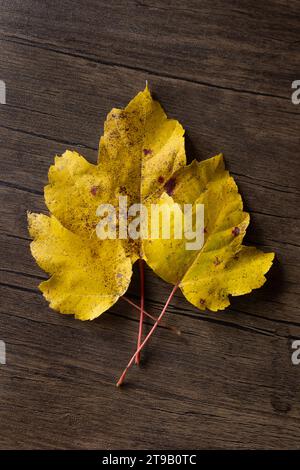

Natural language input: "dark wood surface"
[0,0,299,450]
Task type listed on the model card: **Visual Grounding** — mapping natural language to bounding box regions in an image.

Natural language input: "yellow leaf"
[143,154,274,311]
[28,213,132,320]
[29,87,185,319]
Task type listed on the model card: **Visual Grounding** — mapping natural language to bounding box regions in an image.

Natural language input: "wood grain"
[0,0,299,450]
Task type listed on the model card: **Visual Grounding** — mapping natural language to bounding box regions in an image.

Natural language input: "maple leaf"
[28,87,185,326]
[143,153,274,311]
[117,154,274,385]
[27,86,275,386]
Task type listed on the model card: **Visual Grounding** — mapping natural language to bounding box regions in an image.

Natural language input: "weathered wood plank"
[0,0,299,450]
[0,39,299,192]
[1,284,300,449]
[0,0,299,97]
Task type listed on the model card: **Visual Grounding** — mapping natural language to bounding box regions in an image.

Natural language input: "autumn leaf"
[143,153,275,311]
[27,86,275,386]
[28,87,185,322]
[117,153,275,385]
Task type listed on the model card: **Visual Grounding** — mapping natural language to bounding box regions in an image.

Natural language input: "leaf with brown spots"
[117,154,275,385]
[143,154,275,311]
[28,87,186,323]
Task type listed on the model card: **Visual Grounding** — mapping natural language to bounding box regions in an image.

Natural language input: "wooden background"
[0,0,299,449]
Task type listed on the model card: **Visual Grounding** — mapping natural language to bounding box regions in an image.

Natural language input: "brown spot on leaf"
[158,176,165,184]
[164,177,176,195]
[199,299,206,306]
[232,226,240,237]
[143,148,152,155]
[90,186,99,196]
